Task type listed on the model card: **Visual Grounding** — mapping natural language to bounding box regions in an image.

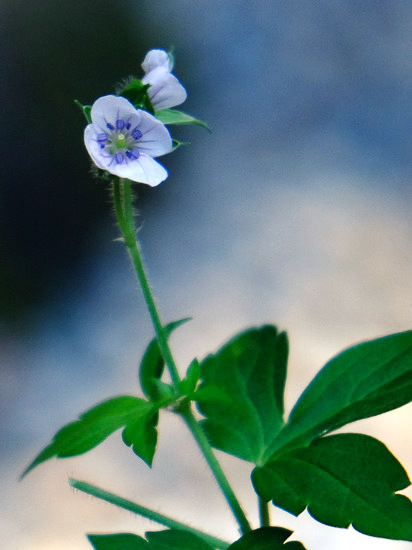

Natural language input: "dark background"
[1,2,411,549]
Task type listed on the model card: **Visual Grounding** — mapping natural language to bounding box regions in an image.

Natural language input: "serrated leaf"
[197,326,288,464]
[122,409,159,466]
[253,433,412,541]
[228,527,306,550]
[22,396,152,477]
[88,533,147,549]
[139,318,191,401]
[265,330,412,459]
[155,109,211,131]
[146,529,215,550]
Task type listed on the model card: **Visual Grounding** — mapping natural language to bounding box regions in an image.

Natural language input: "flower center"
[98,119,143,164]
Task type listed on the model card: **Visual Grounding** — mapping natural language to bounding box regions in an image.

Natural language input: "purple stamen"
[130,149,140,160]
[126,122,131,130]
[132,128,142,140]
[97,132,108,142]
[116,119,125,130]
[106,122,115,130]
[115,152,124,164]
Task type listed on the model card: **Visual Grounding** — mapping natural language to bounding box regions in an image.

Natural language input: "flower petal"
[135,109,173,157]
[84,123,113,171]
[111,153,168,186]
[90,95,137,133]
[141,49,171,73]
[143,67,187,110]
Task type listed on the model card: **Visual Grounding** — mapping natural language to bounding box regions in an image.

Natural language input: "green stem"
[69,478,230,549]
[113,178,181,388]
[258,497,270,527]
[182,406,252,534]
[112,178,251,535]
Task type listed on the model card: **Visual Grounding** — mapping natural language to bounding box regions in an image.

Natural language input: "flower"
[84,95,173,186]
[141,49,187,110]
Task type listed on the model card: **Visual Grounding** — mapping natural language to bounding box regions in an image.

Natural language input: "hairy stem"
[112,178,252,535]
[69,478,230,549]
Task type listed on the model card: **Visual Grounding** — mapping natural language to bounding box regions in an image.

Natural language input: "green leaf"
[22,396,153,477]
[117,79,154,113]
[253,433,412,541]
[155,109,211,132]
[88,533,147,549]
[179,359,201,396]
[146,530,215,550]
[122,409,159,466]
[228,527,306,550]
[197,326,288,464]
[264,330,412,459]
[75,100,92,123]
[139,318,191,401]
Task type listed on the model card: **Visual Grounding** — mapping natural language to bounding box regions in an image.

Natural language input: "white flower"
[84,95,173,186]
[141,49,187,110]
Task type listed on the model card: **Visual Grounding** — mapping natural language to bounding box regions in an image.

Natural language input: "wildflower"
[141,49,187,110]
[84,95,173,186]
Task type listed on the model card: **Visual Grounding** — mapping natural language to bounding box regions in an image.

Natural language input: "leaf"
[253,433,412,541]
[197,326,288,464]
[264,330,412,459]
[122,409,159,466]
[228,527,306,550]
[117,79,154,113]
[22,396,153,477]
[75,100,92,123]
[179,359,201,396]
[145,530,215,550]
[88,533,148,549]
[155,109,211,131]
[139,318,191,401]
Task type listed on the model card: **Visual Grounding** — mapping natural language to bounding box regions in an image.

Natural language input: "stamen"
[126,122,131,130]
[116,119,125,130]
[132,128,143,140]
[106,122,115,130]
[97,133,108,142]
[130,149,140,160]
[115,152,124,164]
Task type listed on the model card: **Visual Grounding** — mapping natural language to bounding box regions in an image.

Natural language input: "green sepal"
[139,318,191,401]
[253,433,412,541]
[122,409,159,467]
[228,527,306,549]
[21,396,154,477]
[117,78,155,113]
[155,109,211,132]
[197,326,289,464]
[171,139,190,152]
[264,330,412,460]
[88,533,147,549]
[75,100,92,123]
[145,529,215,549]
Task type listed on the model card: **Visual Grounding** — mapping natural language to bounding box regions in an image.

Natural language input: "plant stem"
[112,178,251,535]
[113,178,181,388]
[69,478,230,549]
[182,406,252,534]
[258,497,270,527]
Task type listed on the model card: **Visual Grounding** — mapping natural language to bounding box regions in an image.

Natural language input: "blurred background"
[1,1,411,549]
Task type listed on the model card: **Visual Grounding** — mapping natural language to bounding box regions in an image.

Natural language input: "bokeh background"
[1,1,411,549]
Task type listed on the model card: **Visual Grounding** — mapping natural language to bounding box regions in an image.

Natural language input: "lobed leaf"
[264,330,412,459]
[22,396,154,477]
[253,434,412,541]
[197,326,288,464]
[139,318,191,401]
[155,108,211,131]
[145,529,215,549]
[88,533,148,549]
[228,527,306,549]
[122,409,159,467]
